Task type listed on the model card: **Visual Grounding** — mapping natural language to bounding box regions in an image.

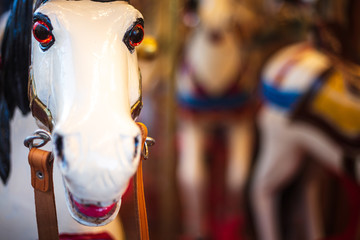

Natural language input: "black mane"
[0,0,33,184]
[2,0,32,117]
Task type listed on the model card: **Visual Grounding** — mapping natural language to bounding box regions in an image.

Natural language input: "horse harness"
[24,72,153,240]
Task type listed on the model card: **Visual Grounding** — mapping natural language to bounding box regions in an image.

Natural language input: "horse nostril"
[54,134,64,159]
[134,135,140,159]
[54,134,69,171]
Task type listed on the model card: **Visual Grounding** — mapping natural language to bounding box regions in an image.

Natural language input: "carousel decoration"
[176,0,258,238]
[251,0,360,239]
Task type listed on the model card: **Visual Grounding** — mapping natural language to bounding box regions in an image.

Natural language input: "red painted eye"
[33,20,53,45]
[129,24,144,47]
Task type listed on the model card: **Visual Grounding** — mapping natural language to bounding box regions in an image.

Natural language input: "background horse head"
[1,0,145,227]
[179,0,257,98]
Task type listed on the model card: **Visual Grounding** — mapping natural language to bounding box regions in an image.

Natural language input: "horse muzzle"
[52,121,141,226]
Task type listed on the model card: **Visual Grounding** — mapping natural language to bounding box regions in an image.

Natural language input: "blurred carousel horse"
[0,0,148,239]
[176,0,259,238]
[251,1,360,239]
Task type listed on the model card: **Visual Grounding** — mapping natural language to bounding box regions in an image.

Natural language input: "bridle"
[28,69,54,131]
[24,124,152,240]
[25,58,152,240]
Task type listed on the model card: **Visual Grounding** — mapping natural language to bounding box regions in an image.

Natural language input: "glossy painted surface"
[30,0,143,226]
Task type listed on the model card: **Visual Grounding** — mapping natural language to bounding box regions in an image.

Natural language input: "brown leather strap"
[28,75,54,132]
[135,123,149,240]
[27,123,149,240]
[28,148,59,240]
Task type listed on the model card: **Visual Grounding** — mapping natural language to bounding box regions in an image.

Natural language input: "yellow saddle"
[311,71,360,137]
[293,69,360,151]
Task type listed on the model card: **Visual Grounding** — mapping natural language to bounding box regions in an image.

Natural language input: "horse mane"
[1,0,32,117]
[0,0,32,184]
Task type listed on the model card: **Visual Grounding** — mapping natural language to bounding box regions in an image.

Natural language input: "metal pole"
[157,0,180,238]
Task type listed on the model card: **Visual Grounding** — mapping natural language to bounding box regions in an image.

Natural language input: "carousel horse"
[251,0,360,239]
[176,0,258,238]
[0,0,147,239]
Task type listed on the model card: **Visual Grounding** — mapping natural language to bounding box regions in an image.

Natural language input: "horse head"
[181,0,255,96]
[2,0,145,226]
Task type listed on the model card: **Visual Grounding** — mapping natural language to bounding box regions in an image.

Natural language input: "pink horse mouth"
[65,188,121,226]
[73,200,117,218]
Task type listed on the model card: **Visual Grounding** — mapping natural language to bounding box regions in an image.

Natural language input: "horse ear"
[1,0,32,118]
[0,95,10,184]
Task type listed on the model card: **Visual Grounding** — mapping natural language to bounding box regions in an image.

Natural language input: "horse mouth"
[65,187,121,226]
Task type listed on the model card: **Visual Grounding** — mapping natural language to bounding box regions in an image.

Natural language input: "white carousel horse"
[0,0,146,239]
[176,0,257,237]
[250,40,360,240]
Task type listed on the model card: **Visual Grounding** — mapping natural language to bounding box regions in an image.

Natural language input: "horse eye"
[33,20,54,51]
[123,19,144,52]
[129,24,144,47]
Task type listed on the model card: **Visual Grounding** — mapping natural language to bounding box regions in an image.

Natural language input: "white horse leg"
[225,119,253,209]
[251,107,303,240]
[292,123,343,240]
[304,172,324,239]
[177,118,208,238]
[294,123,343,172]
